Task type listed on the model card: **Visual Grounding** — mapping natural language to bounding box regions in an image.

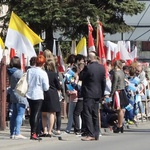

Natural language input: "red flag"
[10,48,26,71]
[88,23,95,52]
[112,43,121,63]
[10,48,16,59]
[97,21,108,78]
[105,41,117,61]
[57,44,65,73]
[130,46,137,62]
[118,41,131,61]
[125,41,131,52]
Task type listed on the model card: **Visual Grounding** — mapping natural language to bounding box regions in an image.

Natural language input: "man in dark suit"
[79,51,106,141]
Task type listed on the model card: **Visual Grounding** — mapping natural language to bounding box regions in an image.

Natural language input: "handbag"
[15,72,28,97]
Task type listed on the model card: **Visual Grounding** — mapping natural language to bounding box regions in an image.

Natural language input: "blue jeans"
[134,101,144,115]
[10,103,26,136]
[66,101,77,132]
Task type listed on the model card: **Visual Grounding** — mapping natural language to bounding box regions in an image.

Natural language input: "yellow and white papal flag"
[5,11,43,59]
[0,37,5,61]
[75,37,87,56]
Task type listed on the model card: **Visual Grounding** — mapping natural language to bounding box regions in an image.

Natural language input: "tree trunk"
[45,27,53,52]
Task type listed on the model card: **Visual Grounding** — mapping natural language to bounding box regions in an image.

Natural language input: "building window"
[142,41,150,51]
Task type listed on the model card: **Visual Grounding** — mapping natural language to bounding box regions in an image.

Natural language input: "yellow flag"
[0,37,5,49]
[5,11,43,58]
[76,37,87,56]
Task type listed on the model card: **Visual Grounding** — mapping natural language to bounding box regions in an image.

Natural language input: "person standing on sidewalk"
[79,51,106,141]
[26,55,49,141]
[7,56,28,139]
[73,55,87,135]
[110,60,129,133]
[41,59,62,137]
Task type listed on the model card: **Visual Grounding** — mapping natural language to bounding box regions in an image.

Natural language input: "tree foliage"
[0,0,145,50]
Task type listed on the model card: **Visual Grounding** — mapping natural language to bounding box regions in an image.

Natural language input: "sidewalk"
[0,118,150,150]
[0,118,82,150]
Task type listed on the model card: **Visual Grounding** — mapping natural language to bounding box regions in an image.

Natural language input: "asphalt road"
[0,121,150,150]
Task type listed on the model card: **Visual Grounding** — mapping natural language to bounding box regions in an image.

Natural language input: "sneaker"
[127,120,134,125]
[30,133,42,141]
[14,134,27,139]
[65,130,70,134]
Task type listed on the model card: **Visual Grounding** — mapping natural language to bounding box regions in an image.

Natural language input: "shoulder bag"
[15,72,28,97]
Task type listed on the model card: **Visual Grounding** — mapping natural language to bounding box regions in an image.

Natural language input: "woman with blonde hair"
[40,59,61,137]
[110,60,128,133]
[43,49,55,61]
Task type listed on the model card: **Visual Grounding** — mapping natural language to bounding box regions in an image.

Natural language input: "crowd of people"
[7,49,150,141]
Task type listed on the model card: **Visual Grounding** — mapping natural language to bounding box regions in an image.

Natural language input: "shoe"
[46,134,51,138]
[81,132,88,137]
[95,137,99,140]
[39,134,47,137]
[120,126,124,133]
[127,120,134,125]
[81,136,96,141]
[75,132,81,135]
[30,133,42,141]
[113,126,124,133]
[14,134,27,139]
[10,135,15,139]
[52,130,62,135]
[65,130,70,134]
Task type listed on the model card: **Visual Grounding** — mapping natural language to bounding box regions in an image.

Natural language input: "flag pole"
[96,16,100,55]
[87,16,90,24]
[87,16,90,55]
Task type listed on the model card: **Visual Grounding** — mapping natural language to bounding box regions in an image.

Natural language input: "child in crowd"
[125,66,144,124]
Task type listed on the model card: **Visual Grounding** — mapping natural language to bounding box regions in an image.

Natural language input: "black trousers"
[54,102,61,131]
[73,100,86,133]
[83,98,100,139]
[28,99,43,135]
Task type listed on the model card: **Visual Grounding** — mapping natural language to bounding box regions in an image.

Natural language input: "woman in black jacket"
[41,59,61,137]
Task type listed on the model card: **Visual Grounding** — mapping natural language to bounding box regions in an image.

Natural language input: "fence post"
[0,56,6,130]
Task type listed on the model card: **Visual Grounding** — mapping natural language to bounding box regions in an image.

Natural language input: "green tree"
[0,0,145,51]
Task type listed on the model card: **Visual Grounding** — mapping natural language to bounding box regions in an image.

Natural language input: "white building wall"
[104,1,150,61]
[105,1,150,41]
